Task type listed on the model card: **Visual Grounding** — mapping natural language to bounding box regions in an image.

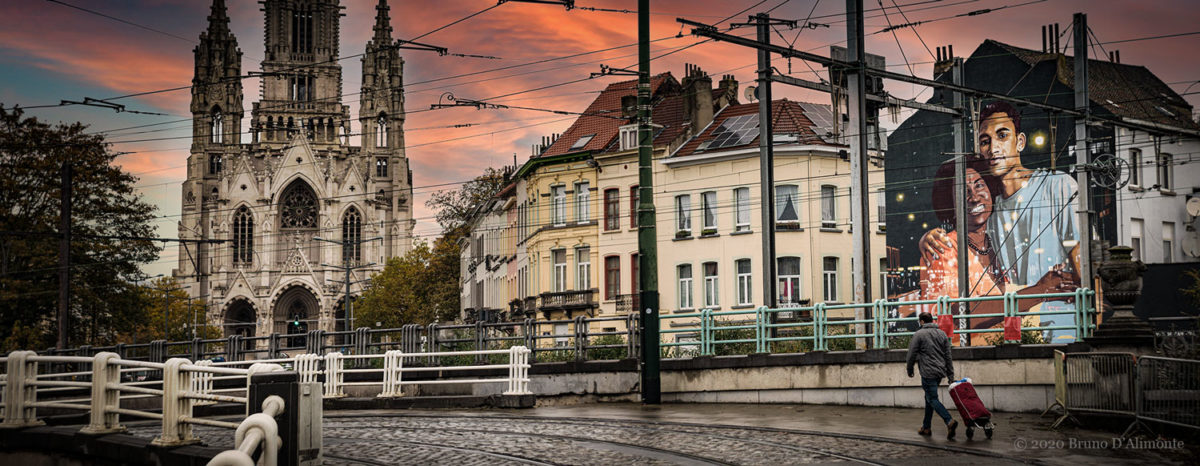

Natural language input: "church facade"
[176,0,413,340]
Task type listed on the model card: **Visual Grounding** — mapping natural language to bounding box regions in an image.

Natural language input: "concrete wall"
[416,344,1083,413]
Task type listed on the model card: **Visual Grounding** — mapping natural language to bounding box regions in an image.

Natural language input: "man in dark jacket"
[906,312,958,438]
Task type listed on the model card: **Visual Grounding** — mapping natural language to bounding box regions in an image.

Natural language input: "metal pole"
[846,0,872,304]
[1073,13,1093,307]
[636,0,660,404]
[952,57,969,344]
[164,286,170,341]
[756,14,778,311]
[57,161,72,349]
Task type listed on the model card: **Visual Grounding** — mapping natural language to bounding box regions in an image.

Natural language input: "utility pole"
[846,0,872,305]
[57,161,71,349]
[636,0,661,405]
[754,13,778,311]
[316,235,381,333]
[952,57,970,344]
[1073,13,1093,303]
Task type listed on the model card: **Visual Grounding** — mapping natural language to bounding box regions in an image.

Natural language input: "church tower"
[177,0,414,347]
[251,0,350,145]
[180,0,243,295]
[360,0,412,259]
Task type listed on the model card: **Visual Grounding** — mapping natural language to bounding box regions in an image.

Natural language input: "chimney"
[717,74,739,106]
[621,95,637,118]
[681,64,714,137]
[1042,25,1048,53]
[933,45,954,79]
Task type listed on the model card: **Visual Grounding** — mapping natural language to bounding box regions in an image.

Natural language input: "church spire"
[206,0,231,36]
[372,0,393,43]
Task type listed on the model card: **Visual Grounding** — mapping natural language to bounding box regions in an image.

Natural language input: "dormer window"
[619,125,638,151]
[569,134,595,151]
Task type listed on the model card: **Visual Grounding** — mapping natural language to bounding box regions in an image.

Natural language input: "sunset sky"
[2,0,1198,277]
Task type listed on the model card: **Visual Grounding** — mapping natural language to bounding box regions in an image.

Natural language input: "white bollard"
[0,351,43,428]
[379,350,403,398]
[153,358,197,446]
[323,353,344,398]
[81,352,123,434]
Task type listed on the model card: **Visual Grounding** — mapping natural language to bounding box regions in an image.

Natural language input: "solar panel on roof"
[797,102,840,144]
[703,114,760,151]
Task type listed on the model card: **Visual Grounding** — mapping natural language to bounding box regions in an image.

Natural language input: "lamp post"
[159,282,189,341]
[132,273,163,343]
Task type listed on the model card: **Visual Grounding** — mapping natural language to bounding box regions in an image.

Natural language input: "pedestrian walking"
[906,312,958,439]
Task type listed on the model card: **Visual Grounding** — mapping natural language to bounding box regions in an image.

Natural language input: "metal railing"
[663,289,1096,354]
[204,346,532,398]
[209,395,286,466]
[38,288,1094,366]
[1049,351,1200,436]
[0,350,285,459]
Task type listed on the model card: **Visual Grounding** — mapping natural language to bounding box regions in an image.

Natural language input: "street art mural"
[884,101,1110,345]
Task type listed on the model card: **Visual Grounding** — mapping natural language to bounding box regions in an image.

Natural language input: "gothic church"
[176,0,413,340]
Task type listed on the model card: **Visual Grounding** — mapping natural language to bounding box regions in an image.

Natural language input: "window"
[876,188,886,231]
[778,257,801,306]
[703,262,719,308]
[279,181,317,229]
[232,206,253,264]
[822,257,839,302]
[879,258,890,299]
[604,188,619,230]
[569,134,595,150]
[677,264,693,309]
[342,207,362,265]
[209,153,223,175]
[1163,222,1175,263]
[619,125,638,151]
[375,158,388,177]
[1158,152,1173,190]
[631,253,640,296]
[776,185,799,225]
[291,10,313,53]
[736,259,752,306]
[576,247,591,290]
[552,249,567,292]
[701,191,717,232]
[376,116,388,147]
[734,187,750,231]
[821,185,837,228]
[1129,148,1141,186]
[575,181,590,223]
[551,185,566,226]
[1131,219,1144,262]
[630,186,639,228]
[605,256,621,300]
[210,110,223,144]
[675,195,692,234]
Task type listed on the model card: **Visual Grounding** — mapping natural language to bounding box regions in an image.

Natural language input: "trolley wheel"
[966,425,975,440]
[984,427,994,439]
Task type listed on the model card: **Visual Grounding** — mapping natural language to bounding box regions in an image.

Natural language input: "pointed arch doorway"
[274,285,319,348]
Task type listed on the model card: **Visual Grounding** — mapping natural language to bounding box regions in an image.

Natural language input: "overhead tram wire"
[887,0,936,60]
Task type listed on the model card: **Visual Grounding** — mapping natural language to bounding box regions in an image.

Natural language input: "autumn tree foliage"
[0,106,160,350]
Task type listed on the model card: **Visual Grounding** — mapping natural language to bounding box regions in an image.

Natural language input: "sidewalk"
[482,402,1196,465]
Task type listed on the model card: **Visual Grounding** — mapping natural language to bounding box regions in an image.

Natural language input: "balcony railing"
[539,290,597,312]
[615,294,641,314]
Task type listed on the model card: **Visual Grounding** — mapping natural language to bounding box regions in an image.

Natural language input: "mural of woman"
[918,159,1077,345]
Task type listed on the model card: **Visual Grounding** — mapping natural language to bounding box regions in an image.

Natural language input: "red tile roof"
[539,73,676,157]
[673,99,842,158]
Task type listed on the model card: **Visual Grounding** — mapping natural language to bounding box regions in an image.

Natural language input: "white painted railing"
[0,350,285,464]
[210,346,533,398]
[208,395,286,466]
[1,346,531,465]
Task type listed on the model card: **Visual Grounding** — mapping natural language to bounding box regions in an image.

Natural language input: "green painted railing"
[661,288,1095,355]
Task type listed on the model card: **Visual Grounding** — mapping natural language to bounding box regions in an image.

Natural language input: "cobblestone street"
[126,403,1196,465]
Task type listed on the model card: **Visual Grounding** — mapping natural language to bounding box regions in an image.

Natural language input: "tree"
[425,167,509,231]
[356,228,464,329]
[0,106,159,349]
[123,277,221,343]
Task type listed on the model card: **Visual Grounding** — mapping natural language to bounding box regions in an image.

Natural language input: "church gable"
[337,159,367,198]
[270,136,325,200]
[228,156,261,200]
